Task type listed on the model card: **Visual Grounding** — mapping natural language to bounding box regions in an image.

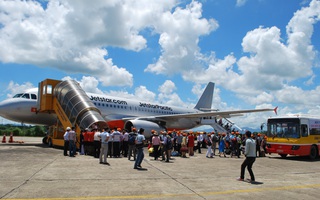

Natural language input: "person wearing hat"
[134,128,146,169]
[162,131,172,162]
[63,127,70,156]
[68,127,76,157]
[111,127,123,158]
[187,131,195,156]
[128,127,137,161]
[99,127,110,165]
[151,131,160,160]
[83,128,89,155]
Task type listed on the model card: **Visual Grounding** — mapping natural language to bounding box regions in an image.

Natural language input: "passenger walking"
[63,128,69,156]
[93,129,101,158]
[162,132,172,162]
[68,127,76,157]
[219,133,226,157]
[83,128,89,155]
[206,134,213,158]
[79,130,85,155]
[112,128,122,158]
[134,128,146,169]
[187,132,195,156]
[152,132,161,160]
[211,132,218,155]
[237,131,256,182]
[197,132,203,153]
[128,128,137,161]
[180,133,188,158]
[99,128,110,165]
[122,129,129,157]
[176,132,183,154]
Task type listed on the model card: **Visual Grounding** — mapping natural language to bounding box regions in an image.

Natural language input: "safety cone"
[2,134,6,143]
[9,132,13,143]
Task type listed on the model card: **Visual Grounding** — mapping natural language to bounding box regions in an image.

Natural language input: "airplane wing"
[123,107,277,121]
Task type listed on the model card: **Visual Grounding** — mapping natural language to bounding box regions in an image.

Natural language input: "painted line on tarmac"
[201,183,320,196]
[3,183,320,200]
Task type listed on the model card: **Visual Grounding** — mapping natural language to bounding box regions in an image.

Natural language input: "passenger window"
[301,124,308,137]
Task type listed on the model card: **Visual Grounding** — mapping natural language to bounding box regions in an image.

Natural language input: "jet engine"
[124,120,166,139]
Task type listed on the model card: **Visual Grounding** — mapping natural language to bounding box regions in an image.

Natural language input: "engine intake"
[124,120,166,139]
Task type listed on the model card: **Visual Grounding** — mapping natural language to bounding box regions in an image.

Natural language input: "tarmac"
[0,136,320,200]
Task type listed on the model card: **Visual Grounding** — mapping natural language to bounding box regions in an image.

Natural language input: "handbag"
[180,147,188,152]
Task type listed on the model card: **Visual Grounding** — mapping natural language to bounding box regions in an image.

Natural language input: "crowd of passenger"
[63,125,268,168]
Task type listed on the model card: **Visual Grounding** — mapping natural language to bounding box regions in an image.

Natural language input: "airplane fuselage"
[87,93,202,130]
[0,90,203,130]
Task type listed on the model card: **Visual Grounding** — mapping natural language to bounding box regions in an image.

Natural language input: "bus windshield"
[267,118,300,138]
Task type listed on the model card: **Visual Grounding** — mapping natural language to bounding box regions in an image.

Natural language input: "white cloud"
[134,86,156,102]
[183,0,320,108]
[158,80,186,107]
[145,1,218,75]
[6,81,35,98]
[236,0,247,7]
[159,80,176,94]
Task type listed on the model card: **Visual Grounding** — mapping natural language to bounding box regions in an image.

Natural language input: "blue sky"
[0,0,319,129]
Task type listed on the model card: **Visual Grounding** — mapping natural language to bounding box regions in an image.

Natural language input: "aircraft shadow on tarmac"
[1,143,45,147]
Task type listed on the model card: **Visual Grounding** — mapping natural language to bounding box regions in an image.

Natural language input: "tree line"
[0,124,46,137]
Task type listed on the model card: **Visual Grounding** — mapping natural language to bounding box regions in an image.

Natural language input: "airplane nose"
[0,99,13,118]
[0,100,8,114]
[0,98,27,121]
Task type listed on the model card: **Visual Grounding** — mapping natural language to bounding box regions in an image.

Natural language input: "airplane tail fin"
[194,82,214,110]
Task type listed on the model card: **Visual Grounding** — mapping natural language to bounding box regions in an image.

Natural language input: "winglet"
[274,106,278,115]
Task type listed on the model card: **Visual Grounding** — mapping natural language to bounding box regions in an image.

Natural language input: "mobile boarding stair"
[201,117,242,133]
[37,79,107,147]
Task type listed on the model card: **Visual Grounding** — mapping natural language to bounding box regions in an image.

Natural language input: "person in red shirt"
[83,128,89,155]
[87,130,94,156]
[188,131,195,156]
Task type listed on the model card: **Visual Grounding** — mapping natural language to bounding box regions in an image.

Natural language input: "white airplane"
[0,81,276,134]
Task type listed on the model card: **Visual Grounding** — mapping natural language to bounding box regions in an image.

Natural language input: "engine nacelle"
[124,120,166,139]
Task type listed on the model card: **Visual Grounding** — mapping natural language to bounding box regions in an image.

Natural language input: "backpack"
[212,135,218,142]
[128,134,135,145]
[166,137,172,149]
[207,139,212,146]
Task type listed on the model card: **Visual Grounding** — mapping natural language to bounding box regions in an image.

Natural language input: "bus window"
[267,118,300,138]
[301,124,308,137]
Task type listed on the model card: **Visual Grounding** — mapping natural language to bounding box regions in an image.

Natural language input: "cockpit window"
[12,93,35,99]
[21,94,30,99]
[13,93,23,98]
[31,94,37,100]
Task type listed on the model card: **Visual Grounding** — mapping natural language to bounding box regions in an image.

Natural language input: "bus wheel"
[48,138,53,147]
[309,145,318,160]
[42,136,48,144]
[280,154,287,158]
